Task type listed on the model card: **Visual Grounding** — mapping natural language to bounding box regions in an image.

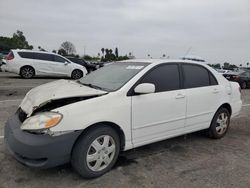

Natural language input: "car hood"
[20,79,108,116]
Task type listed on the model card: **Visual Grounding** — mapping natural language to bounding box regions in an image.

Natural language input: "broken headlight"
[21,112,62,132]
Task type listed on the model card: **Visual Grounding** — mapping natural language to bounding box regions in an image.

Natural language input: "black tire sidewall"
[20,66,35,79]
[71,126,120,178]
[72,69,83,79]
[208,108,230,139]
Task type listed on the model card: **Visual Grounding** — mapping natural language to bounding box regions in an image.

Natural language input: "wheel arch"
[72,121,126,153]
[71,68,83,75]
[217,103,232,116]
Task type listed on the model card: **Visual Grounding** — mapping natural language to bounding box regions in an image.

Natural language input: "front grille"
[16,108,27,123]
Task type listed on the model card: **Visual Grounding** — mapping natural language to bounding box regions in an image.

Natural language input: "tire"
[71,69,83,80]
[241,82,247,89]
[20,66,35,79]
[71,126,120,178]
[207,108,230,139]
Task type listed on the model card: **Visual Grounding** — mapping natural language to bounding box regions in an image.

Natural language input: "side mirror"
[134,83,155,94]
[64,61,69,65]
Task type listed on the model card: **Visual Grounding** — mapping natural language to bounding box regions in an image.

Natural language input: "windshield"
[79,62,149,91]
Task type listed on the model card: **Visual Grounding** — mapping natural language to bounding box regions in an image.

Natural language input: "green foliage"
[0,30,33,51]
[58,48,67,56]
[101,47,129,62]
[83,55,100,61]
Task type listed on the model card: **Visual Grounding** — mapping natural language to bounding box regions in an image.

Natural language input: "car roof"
[119,59,208,65]
[12,49,56,56]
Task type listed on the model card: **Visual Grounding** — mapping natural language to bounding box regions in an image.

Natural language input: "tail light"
[232,75,240,81]
[6,51,14,60]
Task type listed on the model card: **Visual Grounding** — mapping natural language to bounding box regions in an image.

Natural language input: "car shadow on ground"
[11,130,206,179]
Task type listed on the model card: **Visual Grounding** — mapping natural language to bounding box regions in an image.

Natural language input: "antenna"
[183,47,192,57]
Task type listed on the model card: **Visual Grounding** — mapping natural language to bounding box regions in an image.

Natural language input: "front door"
[131,64,186,147]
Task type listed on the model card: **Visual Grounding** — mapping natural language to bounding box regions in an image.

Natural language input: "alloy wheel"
[215,112,229,135]
[86,135,116,172]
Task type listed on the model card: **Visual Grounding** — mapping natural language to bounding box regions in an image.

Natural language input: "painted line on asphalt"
[0,99,22,103]
[242,104,250,107]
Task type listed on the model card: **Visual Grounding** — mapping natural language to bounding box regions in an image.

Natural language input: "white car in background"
[5,49,88,79]
[5,59,242,178]
[0,59,8,72]
[217,69,231,74]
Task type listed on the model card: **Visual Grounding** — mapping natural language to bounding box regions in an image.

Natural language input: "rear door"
[131,63,186,147]
[182,64,220,130]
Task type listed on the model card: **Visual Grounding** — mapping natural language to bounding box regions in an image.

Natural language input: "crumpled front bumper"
[4,112,82,168]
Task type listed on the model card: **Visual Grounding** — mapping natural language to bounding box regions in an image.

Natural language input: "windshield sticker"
[126,65,144,70]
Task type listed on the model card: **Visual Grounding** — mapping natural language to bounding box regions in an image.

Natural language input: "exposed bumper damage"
[4,112,82,168]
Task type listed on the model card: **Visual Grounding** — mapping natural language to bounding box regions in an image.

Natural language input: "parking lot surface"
[0,72,250,188]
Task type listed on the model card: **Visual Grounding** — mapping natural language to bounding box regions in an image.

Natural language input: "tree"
[52,50,57,53]
[38,46,46,51]
[58,48,67,56]
[247,62,249,67]
[0,30,33,51]
[101,48,105,56]
[115,47,119,58]
[60,41,76,55]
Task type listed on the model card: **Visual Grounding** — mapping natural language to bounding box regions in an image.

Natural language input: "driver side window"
[139,64,180,93]
[54,55,67,63]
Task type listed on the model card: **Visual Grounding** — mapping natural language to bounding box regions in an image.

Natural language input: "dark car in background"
[65,57,102,73]
[223,71,250,89]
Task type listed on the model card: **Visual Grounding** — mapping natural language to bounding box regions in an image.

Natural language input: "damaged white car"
[5,59,242,178]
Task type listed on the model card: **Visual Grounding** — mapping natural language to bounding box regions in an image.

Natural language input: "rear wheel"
[71,126,120,178]
[20,66,35,79]
[71,69,83,79]
[207,108,230,139]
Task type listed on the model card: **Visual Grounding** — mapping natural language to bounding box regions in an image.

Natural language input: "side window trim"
[208,72,218,85]
[127,63,181,96]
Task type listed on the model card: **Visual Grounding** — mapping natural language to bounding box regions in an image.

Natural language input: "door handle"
[212,88,219,94]
[175,93,185,99]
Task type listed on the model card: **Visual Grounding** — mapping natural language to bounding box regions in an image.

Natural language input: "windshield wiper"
[80,83,110,92]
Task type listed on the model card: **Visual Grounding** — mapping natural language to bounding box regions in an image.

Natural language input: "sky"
[0,0,249,65]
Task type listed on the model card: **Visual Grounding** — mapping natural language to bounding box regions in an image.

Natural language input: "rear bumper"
[4,113,82,168]
[231,100,242,118]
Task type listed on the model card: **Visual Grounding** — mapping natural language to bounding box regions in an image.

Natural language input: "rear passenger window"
[139,64,180,92]
[209,73,218,85]
[183,64,210,88]
[34,53,53,61]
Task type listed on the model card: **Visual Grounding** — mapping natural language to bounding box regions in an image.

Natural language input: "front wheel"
[71,69,83,80]
[207,108,230,139]
[71,126,120,178]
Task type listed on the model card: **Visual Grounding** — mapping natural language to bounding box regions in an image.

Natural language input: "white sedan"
[5,59,242,178]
